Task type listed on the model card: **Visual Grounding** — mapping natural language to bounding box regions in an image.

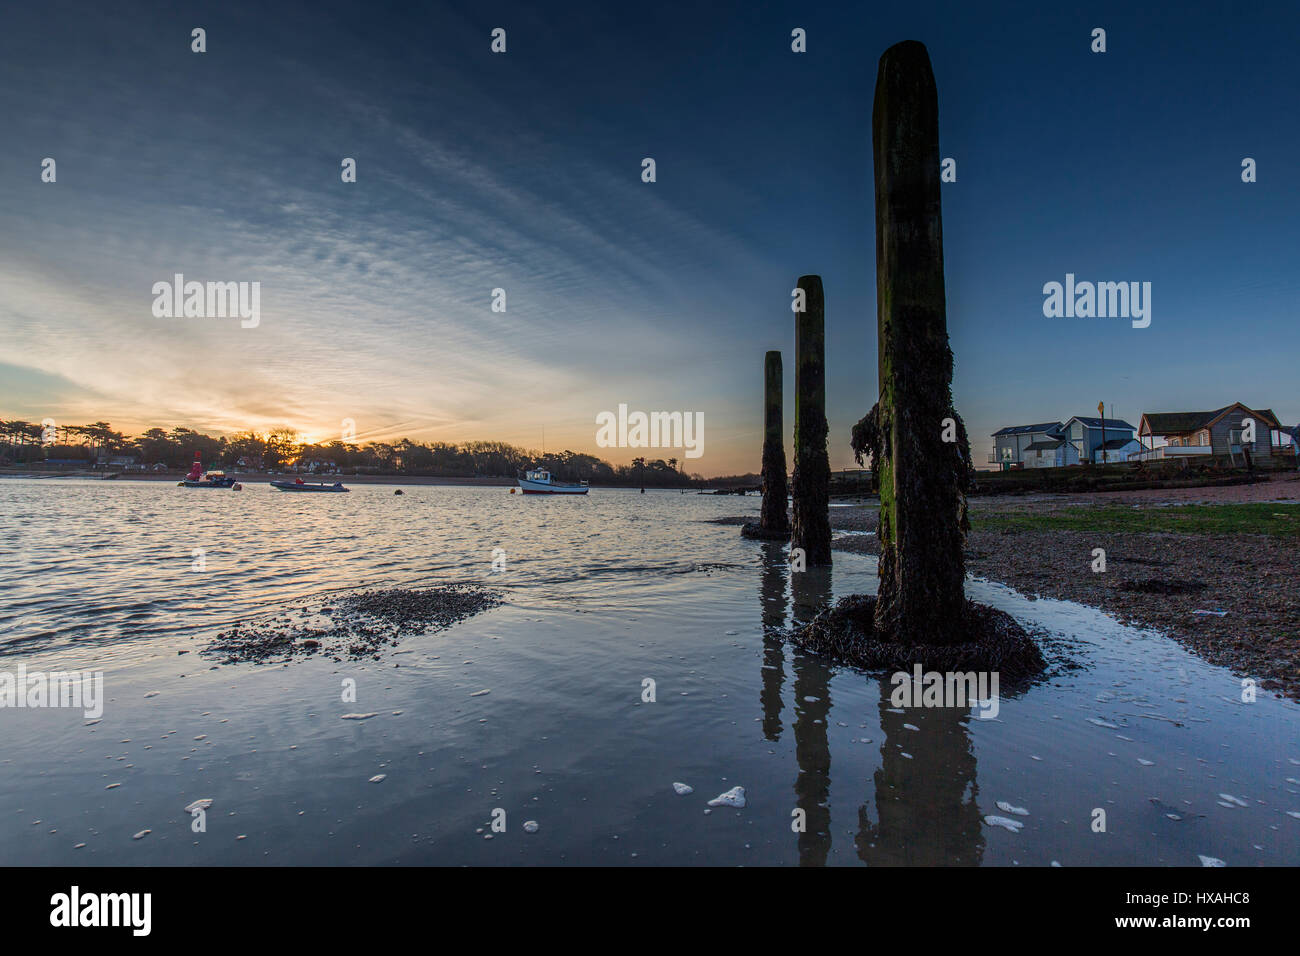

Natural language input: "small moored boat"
[517,469,588,495]
[178,463,237,489]
[178,471,237,488]
[270,478,350,493]
[177,453,236,488]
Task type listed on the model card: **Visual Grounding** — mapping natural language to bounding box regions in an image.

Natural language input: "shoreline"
[717,476,1300,700]
[0,470,710,490]
[0,470,516,487]
[822,502,1298,701]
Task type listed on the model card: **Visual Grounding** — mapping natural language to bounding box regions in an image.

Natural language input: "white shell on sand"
[341,713,378,720]
[983,815,1024,833]
[672,782,693,795]
[707,786,746,808]
[184,798,213,813]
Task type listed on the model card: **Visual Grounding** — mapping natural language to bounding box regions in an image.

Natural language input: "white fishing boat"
[517,469,588,495]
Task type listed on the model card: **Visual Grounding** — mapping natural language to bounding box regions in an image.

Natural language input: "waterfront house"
[1059,416,1138,464]
[990,422,1068,468]
[1136,403,1281,462]
[97,454,138,470]
[1093,437,1143,463]
[1022,437,1077,468]
[296,458,339,475]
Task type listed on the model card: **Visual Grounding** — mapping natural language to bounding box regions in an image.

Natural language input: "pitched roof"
[1025,439,1064,450]
[1066,416,1136,431]
[992,422,1062,437]
[1141,404,1280,435]
[1141,410,1218,433]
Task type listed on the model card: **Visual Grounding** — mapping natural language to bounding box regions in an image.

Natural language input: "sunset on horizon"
[3,2,1296,476]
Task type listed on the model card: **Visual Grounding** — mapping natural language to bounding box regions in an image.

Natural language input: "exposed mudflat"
[203,585,503,664]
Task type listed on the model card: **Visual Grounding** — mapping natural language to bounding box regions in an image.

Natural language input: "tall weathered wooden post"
[795,40,1042,681]
[869,40,968,642]
[759,351,789,535]
[791,275,832,565]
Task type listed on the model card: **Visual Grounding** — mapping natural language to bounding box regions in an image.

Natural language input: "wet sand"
[801,490,1300,700]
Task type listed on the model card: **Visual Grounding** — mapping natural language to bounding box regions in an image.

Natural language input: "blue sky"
[1,0,1296,474]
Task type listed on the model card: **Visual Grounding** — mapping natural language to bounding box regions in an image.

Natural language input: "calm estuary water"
[1,478,1297,865]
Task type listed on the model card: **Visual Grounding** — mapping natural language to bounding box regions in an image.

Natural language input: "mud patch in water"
[202,584,502,664]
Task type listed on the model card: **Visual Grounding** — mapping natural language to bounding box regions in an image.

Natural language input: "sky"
[1,0,1296,476]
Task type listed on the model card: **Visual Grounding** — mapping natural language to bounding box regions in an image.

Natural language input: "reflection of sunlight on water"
[0,480,767,662]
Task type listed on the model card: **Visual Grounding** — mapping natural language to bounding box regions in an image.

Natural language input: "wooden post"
[791,275,832,565]
[870,40,969,643]
[760,351,790,534]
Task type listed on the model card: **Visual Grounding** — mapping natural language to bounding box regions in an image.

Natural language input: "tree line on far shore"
[0,420,760,488]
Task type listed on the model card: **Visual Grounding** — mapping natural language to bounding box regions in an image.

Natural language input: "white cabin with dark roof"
[990,422,1070,468]
[1060,416,1137,464]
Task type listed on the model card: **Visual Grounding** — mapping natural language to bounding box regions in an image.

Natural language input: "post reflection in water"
[790,564,834,866]
[855,678,985,865]
[761,555,984,865]
[758,542,787,742]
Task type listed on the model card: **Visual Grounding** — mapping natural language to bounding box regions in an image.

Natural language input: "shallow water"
[1,479,1296,865]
